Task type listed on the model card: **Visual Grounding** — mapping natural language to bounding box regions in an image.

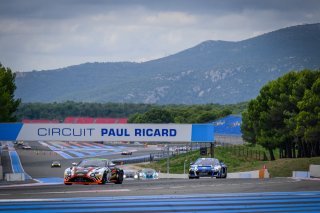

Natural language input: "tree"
[140,109,174,123]
[242,70,320,160]
[0,63,21,122]
[295,77,320,157]
[241,106,258,145]
[196,111,217,123]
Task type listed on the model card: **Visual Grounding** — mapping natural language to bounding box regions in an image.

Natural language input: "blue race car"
[189,158,227,179]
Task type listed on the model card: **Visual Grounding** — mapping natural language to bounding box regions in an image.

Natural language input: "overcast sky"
[1,0,320,72]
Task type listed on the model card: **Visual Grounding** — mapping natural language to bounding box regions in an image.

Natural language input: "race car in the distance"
[64,158,123,185]
[137,168,159,180]
[189,158,227,179]
[121,151,133,155]
[123,170,138,179]
[51,161,61,168]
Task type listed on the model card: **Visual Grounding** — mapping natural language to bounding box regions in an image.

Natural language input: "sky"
[1,0,320,72]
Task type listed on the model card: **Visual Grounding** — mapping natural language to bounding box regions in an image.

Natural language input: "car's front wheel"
[217,168,227,178]
[100,172,108,184]
[222,168,227,178]
[115,171,124,184]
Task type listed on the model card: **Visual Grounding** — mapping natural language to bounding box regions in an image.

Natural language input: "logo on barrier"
[0,123,214,142]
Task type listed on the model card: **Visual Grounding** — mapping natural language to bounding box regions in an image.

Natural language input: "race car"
[121,151,133,155]
[137,168,159,180]
[189,157,227,179]
[123,170,138,179]
[51,161,61,168]
[64,158,123,185]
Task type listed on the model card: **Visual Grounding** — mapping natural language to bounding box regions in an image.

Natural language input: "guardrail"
[113,155,152,165]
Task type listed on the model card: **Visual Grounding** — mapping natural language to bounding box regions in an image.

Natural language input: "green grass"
[263,157,320,177]
[140,145,320,177]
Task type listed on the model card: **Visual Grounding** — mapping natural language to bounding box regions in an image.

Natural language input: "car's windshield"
[78,159,107,167]
[124,170,135,174]
[194,158,219,165]
[141,169,155,173]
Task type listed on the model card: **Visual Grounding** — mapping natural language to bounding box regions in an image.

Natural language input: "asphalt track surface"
[1,176,320,199]
[1,141,320,212]
[12,141,159,178]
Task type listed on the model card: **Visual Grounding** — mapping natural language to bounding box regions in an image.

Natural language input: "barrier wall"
[310,164,320,178]
[215,134,244,145]
[292,171,310,178]
[5,173,25,181]
[0,123,214,142]
[0,166,3,180]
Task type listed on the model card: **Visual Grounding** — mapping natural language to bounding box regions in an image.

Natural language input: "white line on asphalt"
[23,189,130,195]
[0,182,61,188]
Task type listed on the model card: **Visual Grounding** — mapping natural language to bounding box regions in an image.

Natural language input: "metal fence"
[219,143,268,161]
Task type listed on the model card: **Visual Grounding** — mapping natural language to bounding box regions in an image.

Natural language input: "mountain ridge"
[15,23,320,104]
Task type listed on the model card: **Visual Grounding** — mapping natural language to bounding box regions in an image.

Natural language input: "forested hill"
[15,23,320,104]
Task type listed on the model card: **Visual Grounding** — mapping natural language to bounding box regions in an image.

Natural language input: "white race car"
[64,158,123,185]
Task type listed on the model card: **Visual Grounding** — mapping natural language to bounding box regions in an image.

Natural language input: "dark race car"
[189,158,227,179]
[121,151,133,155]
[64,158,123,185]
[123,170,138,179]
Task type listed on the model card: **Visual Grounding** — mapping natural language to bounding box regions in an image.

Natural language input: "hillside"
[15,23,320,104]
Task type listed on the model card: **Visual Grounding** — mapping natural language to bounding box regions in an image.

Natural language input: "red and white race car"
[64,158,123,185]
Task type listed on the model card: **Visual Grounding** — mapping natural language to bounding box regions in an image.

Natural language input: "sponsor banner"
[0,123,214,142]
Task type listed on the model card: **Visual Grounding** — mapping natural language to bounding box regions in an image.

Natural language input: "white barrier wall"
[309,164,320,178]
[227,169,269,179]
[292,171,310,178]
[5,173,25,181]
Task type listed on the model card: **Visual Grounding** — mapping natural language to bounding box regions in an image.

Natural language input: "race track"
[1,141,320,212]
[1,191,320,213]
[1,177,320,199]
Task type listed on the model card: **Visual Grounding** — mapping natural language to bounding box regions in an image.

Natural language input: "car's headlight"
[64,170,72,177]
[214,165,221,171]
[123,175,126,178]
[190,166,198,171]
[134,174,138,179]
[139,173,147,178]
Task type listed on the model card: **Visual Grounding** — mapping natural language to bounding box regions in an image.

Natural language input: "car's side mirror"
[190,162,193,165]
[72,162,77,166]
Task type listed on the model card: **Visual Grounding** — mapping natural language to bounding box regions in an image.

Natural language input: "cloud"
[0,0,320,71]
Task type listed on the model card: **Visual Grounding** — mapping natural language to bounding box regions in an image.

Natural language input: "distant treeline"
[128,103,246,123]
[15,101,247,123]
